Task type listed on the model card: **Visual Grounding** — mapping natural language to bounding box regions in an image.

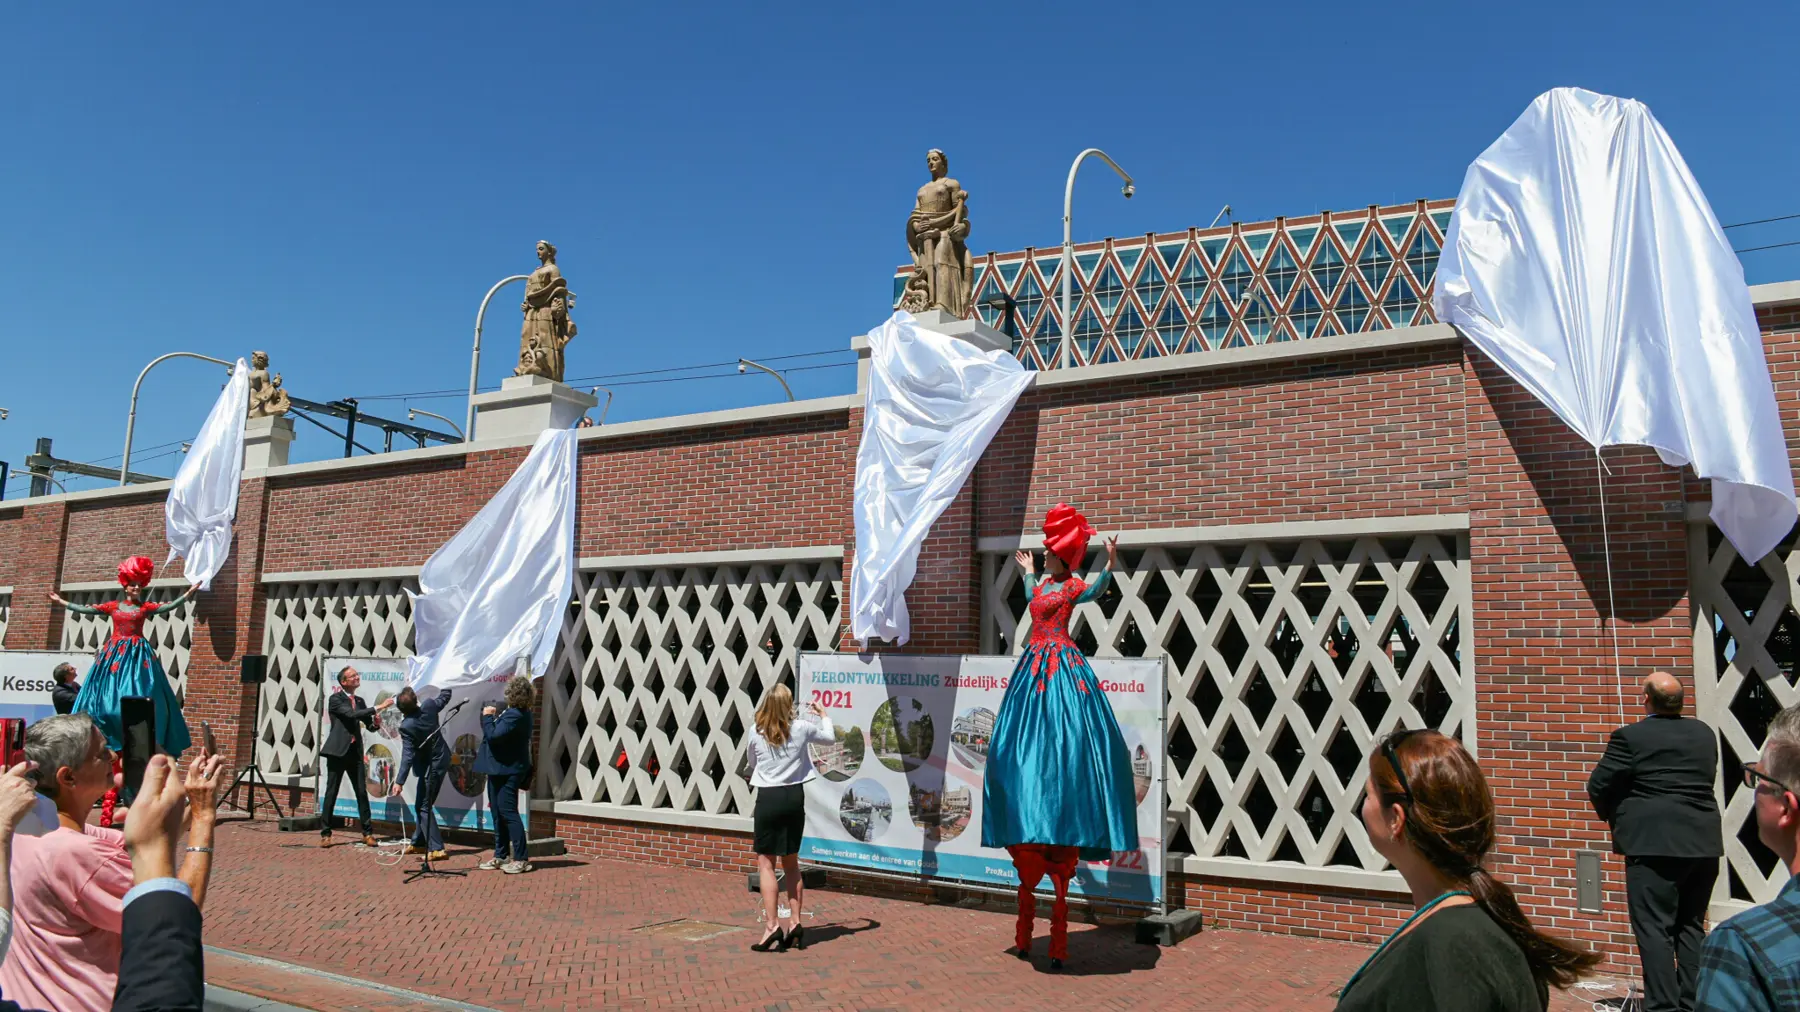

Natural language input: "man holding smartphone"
[317,667,392,848]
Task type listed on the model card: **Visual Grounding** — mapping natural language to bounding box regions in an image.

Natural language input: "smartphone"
[0,718,25,768]
[120,696,156,795]
[12,793,59,837]
[200,721,218,757]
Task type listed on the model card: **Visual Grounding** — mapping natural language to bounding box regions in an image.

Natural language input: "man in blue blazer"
[392,685,456,859]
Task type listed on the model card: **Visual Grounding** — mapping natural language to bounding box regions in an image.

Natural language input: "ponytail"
[1373,731,1601,992]
[1466,866,1600,989]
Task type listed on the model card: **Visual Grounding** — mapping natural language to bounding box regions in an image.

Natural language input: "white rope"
[1594,448,1628,729]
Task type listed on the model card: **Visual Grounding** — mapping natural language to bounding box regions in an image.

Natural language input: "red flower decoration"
[117,556,154,588]
[1041,504,1096,570]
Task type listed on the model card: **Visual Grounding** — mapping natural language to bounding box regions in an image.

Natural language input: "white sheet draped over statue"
[1435,87,1795,563]
[850,311,1034,646]
[164,358,249,591]
[407,428,577,690]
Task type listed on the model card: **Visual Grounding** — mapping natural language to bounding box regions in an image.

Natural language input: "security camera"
[1122,183,1135,199]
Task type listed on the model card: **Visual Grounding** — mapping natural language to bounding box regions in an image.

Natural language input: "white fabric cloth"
[1436,87,1795,563]
[850,311,1035,645]
[406,428,577,690]
[164,359,249,590]
[746,713,835,788]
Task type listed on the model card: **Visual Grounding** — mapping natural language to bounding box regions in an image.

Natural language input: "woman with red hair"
[982,504,1139,970]
[47,556,196,762]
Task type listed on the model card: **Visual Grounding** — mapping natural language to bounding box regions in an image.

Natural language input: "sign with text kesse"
[797,653,1165,907]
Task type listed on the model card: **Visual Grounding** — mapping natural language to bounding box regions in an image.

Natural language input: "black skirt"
[753,783,807,855]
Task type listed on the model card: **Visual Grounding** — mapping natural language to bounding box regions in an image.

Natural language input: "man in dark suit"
[318,665,393,848]
[1588,671,1724,1012]
[49,663,79,715]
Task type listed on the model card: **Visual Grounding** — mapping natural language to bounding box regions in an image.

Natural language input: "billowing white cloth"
[1436,87,1795,562]
[851,311,1035,645]
[164,359,249,590]
[407,428,577,689]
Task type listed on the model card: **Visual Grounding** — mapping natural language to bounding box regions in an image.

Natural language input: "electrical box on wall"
[1577,850,1604,913]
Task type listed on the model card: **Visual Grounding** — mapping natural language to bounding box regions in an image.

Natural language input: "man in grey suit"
[1588,671,1723,1012]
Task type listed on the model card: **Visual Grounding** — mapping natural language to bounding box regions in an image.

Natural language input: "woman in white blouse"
[746,684,833,952]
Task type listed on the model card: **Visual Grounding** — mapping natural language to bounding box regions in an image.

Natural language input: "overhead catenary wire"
[348,348,854,403]
[1721,212,1800,230]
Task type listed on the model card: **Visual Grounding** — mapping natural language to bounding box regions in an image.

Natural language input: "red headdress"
[117,556,155,588]
[1041,504,1096,570]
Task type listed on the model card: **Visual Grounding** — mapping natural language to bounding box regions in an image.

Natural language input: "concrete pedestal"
[243,415,296,470]
[853,309,1014,392]
[471,375,599,442]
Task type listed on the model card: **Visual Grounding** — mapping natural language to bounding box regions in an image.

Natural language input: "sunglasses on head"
[1741,762,1797,798]
[1360,728,1425,810]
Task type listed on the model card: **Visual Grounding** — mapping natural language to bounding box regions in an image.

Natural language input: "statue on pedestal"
[902,149,972,317]
[246,350,291,418]
[515,240,577,382]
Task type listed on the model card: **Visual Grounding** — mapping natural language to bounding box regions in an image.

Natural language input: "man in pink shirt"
[0,714,222,1012]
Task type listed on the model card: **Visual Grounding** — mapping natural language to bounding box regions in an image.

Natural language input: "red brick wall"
[63,494,184,584]
[12,301,1800,972]
[976,344,1468,537]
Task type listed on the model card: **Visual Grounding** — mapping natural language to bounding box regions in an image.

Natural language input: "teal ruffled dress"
[68,599,192,755]
[981,570,1138,860]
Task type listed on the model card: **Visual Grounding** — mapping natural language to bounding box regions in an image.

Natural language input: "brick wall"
[6,302,1798,971]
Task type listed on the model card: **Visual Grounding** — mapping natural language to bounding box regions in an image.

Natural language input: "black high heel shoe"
[778,924,806,951]
[750,925,784,952]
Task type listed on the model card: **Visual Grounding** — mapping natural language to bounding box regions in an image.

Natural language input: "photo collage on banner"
[316,657,506,832]
[798,653,1166,908]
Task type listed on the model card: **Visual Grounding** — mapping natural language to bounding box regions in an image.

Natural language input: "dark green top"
[1337,905,1548,1012]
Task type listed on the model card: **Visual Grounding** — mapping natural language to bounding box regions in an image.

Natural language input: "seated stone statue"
[247,350,291,418]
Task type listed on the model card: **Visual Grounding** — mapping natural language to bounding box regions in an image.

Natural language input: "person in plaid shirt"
[1695,702,1800,1012]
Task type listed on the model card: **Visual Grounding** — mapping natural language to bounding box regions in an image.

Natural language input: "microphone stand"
[403,698,469,884]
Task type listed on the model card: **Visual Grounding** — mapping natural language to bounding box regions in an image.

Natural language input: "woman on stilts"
[47,555,196,822]
[982,504,1140,970]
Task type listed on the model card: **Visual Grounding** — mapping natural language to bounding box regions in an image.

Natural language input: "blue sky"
[2,2,1796,491]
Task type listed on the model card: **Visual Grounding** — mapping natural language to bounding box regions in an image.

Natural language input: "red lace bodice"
[96,600,161,642]
[1026,578,1085,651]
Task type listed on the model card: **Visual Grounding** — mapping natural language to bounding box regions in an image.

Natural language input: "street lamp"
[465,274,531,442]
[983,291,1019,344]
[407,408,465,441]
[1060,148,1135,369]
[120,352,235,485]
[738,359,795,402]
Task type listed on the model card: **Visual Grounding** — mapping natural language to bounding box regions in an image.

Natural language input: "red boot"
[1007,845,1049,958]
[1044,846,1079,964]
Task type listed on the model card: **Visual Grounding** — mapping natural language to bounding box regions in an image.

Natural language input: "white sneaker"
[502,860,532,874]
[478,858,504,871]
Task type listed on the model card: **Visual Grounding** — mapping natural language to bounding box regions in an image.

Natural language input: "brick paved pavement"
[201,822,1619,1011]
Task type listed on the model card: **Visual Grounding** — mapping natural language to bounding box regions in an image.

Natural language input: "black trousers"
[320,752,372,836]
[1625,855,1718,1012]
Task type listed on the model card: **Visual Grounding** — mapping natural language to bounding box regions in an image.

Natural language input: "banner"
[0,652,91,724]
[316,657,512,832]
[798,653,1165,909]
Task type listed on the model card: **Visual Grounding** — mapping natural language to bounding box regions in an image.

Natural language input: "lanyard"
[1338,890,1471,1002]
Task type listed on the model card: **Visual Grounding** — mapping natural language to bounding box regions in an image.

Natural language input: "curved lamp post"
[406,407,465,441]
[120,352,235,485]
[738,359,795,402]
[1061,148,1135,369]
[465,274,531,441]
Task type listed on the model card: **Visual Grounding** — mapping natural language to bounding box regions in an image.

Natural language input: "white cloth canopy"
[850,311,1035,645]
[1435,87,1795,563]
[164,359,249,590]
[406,428,577,689]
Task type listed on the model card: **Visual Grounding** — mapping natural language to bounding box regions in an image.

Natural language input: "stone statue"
[515,240,577,382]
[902,149,972,316]
[246,350,291,418]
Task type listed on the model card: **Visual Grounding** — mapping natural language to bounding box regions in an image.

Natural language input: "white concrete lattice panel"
[259,579,417,777]
[1689,522,1800,906]
[981,533,1472,877]
[538,559,844,817]
[60,588,194,705]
